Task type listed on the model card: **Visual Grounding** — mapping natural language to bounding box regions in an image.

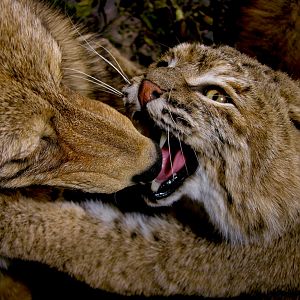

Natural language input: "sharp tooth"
[159,132,167,148]
[151,180,161,192]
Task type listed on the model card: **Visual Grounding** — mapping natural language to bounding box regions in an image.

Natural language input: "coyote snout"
[0,81,161,193]
[0,0,160,194]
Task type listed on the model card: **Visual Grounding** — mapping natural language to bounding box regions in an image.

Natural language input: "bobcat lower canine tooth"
[151,180,161,192]
[160,132,167,148]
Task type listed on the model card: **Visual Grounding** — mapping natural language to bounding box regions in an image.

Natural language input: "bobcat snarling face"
[124,43,300,243]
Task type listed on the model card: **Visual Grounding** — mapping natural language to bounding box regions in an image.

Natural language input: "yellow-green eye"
[205,89,228,103]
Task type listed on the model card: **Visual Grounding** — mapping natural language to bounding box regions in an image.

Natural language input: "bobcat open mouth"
[143,132,198,202]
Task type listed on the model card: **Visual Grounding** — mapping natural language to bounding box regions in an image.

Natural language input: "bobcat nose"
[138,80,163,107]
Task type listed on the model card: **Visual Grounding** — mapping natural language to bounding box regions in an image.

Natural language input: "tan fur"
[0,42,299,297]
[0,0,161,296]
[126,43,300,244]
[0,0,299,297]
[0,0,160,193]
[236,0,300,79]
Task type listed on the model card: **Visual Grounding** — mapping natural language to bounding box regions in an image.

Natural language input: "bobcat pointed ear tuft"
[289,104,300,130]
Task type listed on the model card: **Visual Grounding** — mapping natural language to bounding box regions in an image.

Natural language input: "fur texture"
[125,43,300,244]
[0,43,299,297]
[236,0,300,79]
[0,0,161,297]
[0,0,160,194]
[0,0,299,298]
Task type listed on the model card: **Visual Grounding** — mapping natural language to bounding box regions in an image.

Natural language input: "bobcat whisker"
[177,133,189,174]
[166,86,177,126]
[113,192,118,204]
[96,44,131,83]
[165,118,192,175]
[166,87,189,174]
[64,68,123,96]
[82,44,131,85]
[71,24,131,84]
[167,121,202,169]
[167,126,175,180]
[167,109,177,125]
[69,75,123,97]
[166,87,175,179]
[192,148,201,169]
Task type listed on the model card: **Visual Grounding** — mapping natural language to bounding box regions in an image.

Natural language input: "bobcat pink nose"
[138,80,163,107]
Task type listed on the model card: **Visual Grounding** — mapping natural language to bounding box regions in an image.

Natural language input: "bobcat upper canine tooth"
[160,132,167,148]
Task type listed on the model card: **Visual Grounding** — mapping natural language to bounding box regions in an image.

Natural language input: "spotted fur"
[125,43,300,244]
[0,2,299,297]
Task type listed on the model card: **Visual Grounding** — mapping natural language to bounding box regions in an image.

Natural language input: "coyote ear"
[289,104,300,130]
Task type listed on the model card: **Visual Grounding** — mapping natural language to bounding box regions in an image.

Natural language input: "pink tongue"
[156,148,186,182]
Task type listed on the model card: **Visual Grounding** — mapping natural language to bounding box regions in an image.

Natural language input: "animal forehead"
[161,43,243,73]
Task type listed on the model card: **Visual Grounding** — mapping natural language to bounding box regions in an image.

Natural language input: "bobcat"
[0,42,299,297]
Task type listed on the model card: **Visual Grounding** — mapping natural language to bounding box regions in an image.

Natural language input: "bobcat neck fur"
[0,41,299,297]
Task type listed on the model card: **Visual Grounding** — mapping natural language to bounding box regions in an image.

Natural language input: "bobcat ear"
[289,104,300,130]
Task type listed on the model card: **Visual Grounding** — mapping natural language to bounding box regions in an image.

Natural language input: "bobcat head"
[124,43,300,243]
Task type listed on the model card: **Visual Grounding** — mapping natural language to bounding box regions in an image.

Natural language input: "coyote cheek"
[0,85,161,194]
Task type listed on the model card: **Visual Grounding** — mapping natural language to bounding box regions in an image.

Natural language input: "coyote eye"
[204,87,229,103]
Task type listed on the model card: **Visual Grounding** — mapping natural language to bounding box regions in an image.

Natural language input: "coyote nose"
[138,80,163,107]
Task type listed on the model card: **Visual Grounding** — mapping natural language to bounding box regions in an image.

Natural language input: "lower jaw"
[143,154,199,205]
[140,166,198,205]
[147,173,187,201]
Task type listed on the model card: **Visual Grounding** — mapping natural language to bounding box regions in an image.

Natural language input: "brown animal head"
[125,43,300,243]
[0,0,161,193]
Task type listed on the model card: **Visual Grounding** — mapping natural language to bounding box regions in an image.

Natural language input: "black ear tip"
[132,144,162,183]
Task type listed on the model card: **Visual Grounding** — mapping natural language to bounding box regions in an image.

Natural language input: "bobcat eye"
[204,87,229,103]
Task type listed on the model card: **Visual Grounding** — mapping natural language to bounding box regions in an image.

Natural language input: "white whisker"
[64,67,123,96]
[70,24,130,84]
[77,36,131,84]
[177,133,189,174]
[165,85,189,174]
[192,148,201,168]
[82,43,131,84]
[95,44,131,83]
[166,109,189,175]
[167,108,176,125]
[113,192,118,203]
[68,75,123,97]
[166,85,177,125]
[167,126,175,180]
